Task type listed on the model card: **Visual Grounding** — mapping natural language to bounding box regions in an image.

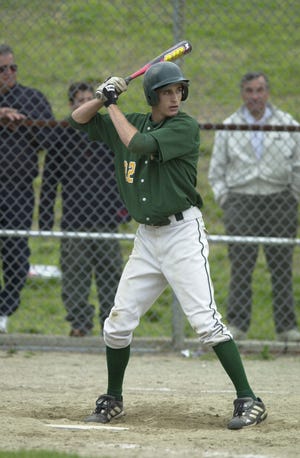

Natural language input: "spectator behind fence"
[208,71,300,342]
[39,82,130,337]
[0,43,54,334]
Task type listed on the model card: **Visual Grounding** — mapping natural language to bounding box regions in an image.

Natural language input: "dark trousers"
[60,236,123,332]
[223,190,298,333]
[0,186,33,316]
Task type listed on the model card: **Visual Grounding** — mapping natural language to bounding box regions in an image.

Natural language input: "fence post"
[171,292,185,350]
[172,0,185,43]
[171,0,186,351]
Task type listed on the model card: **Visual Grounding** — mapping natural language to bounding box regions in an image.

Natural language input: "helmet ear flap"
[181,84,189,101]
[147,91,159,106]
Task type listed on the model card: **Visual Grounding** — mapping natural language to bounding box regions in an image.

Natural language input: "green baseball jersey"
[68,111,202,225]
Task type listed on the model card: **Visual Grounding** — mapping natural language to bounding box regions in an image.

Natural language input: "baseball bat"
[124,40,192,84]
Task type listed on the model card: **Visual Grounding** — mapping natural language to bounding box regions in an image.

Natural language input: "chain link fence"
[0,0,299,345]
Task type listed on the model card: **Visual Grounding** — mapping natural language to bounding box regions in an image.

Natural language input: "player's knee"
[103,328,132,348]
[103,308,135,348]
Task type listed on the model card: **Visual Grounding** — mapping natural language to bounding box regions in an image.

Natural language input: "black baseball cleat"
[228,397,267,430]
[84,394,125,423]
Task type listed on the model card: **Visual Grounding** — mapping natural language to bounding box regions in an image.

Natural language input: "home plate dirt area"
[0,351,299,458]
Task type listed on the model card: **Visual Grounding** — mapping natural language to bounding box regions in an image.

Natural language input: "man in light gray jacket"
[209,71,300,342]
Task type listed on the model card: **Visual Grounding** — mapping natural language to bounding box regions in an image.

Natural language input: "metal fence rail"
[1,229,300,246]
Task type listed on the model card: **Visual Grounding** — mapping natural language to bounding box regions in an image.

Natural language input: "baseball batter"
[68,62,267,430]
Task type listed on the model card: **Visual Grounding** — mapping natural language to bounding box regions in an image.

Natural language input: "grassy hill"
[1,0,300,120]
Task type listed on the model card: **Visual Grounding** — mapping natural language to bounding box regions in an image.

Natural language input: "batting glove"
[103,84,118,107]
[95,76,127,100]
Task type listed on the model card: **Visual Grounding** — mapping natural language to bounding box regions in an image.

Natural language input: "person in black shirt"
[0,44,54,333]
[39,82,129,336]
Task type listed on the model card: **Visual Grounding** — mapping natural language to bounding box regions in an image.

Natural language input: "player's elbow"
[128,132,157,154]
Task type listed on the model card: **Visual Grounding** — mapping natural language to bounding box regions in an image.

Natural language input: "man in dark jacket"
[39,82,129,336]
[0,44,54,333]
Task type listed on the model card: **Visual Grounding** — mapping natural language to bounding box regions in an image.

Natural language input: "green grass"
[2,0,300,119]
[1,1,300,340]
[0,452,97,458]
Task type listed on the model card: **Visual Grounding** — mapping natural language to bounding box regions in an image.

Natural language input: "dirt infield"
[0,350,299,458]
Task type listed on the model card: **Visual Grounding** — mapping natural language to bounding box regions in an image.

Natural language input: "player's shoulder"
[126,112,148,123]
[173,111,199,128]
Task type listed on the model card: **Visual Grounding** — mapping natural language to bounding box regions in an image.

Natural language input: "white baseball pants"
[104,206,232,348]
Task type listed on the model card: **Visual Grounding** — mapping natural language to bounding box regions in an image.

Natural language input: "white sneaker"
[0,316,8,333]
[277,328,300,342]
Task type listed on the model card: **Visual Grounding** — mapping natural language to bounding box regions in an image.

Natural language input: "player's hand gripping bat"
[124,40,192,85]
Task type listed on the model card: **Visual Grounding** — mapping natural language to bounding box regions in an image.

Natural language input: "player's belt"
[172,212,184,222]
[146,207,201,227]
[153,212,184,227]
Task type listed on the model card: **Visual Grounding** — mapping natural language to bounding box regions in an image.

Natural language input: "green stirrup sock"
[106,345,130,400]
[213,339,256,399]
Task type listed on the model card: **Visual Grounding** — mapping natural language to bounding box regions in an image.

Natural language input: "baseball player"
[68,62,267,430]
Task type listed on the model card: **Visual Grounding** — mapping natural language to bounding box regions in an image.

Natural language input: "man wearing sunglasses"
[0,44,54,333]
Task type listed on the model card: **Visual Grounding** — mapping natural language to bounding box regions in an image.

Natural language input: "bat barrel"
[125,40,192,85]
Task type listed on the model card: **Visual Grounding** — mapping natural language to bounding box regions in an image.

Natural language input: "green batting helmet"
[143,61,189,106]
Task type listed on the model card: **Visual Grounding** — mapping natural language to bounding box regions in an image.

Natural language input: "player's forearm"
[71,98,103,124]
[106,104,138,147]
